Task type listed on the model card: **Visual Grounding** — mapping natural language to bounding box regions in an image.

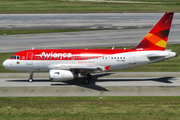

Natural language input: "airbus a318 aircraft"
[3,12,177,84]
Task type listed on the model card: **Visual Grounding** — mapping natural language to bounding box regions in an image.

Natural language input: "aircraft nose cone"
[3,60,10,69]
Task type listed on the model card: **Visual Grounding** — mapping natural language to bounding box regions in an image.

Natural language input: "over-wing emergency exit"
[3,12,177,84]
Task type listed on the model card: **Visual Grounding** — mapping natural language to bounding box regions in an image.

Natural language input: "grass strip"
[0,0,180,13]
[0,44,180,73]
[0,29,101,35]
[0,97,180,120]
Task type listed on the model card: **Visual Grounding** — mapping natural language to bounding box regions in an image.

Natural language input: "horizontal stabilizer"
[147,54,166,58]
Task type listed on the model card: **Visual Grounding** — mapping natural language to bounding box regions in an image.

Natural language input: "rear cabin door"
[129,52,136,66]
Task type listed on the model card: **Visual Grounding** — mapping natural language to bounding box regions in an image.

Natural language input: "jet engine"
[49,70,78,81]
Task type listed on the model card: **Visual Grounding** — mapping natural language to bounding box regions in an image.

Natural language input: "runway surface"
[1,72,180,97]
[1,27,180,52]
[0,13,180,52]
[0,13,180,29]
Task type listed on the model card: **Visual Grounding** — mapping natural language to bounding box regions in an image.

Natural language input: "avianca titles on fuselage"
[3,12,177,84]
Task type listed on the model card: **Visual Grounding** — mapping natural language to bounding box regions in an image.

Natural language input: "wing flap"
[70,64,99,70]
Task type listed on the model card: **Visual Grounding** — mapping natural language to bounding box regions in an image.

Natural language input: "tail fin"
[133,12,174,51]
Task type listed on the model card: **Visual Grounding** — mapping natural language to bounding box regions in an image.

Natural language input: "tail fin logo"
[144,29,169,48]
[133,12,174,51]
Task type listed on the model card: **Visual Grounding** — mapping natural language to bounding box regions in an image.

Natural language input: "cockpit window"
[13,56,16,59]
[11,56,20,59]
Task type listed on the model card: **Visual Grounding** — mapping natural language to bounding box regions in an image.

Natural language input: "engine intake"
[49,70,78,81]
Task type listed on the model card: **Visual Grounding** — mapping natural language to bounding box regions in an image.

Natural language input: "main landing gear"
[83,73,92,85]
[28,72,34,82]
[28,71,92,84]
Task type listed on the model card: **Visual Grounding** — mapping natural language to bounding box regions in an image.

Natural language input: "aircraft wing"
[69,64,99,70]
[48,64,111,72]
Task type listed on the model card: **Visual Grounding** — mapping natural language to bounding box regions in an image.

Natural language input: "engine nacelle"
[49,70,78,81]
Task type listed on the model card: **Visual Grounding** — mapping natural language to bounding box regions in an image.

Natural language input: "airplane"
[3,12,177,85]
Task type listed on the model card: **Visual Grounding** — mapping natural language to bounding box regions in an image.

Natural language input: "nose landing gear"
[28,72,34,82]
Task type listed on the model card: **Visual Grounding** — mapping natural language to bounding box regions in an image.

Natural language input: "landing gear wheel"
[83,78,90,85]
[28,72,34,83]
[29,78,33,82]
[83,73,92,85]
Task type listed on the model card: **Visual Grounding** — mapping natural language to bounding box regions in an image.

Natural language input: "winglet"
[132,12,174,51]
[105,65,111,71]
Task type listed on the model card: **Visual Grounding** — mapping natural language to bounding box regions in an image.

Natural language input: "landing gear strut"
[83,73,92,85]
[28,72,34,82]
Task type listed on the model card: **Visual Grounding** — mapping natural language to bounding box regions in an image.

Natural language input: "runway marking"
[90,27,97,29]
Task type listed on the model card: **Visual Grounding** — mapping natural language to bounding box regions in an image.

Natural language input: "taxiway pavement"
[0,13,180,52]
[1,72,180,97]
